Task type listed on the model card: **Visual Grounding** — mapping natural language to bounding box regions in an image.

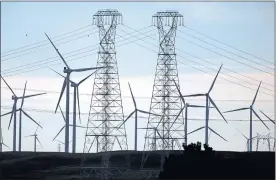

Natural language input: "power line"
[177,52,274,93]
[183,26,274,66]
[122,25,274,92]
[2,28,98,62]
[178,29,274,71]
[1,86,273,102]
[1,26,154,77]
[0,106,274,122]
[119,25,274,97]
[2,25,274,96]
[1,24,93,56]
[177,35,274,76]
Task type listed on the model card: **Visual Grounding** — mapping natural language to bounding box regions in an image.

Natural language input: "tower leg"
[73,87,77,153]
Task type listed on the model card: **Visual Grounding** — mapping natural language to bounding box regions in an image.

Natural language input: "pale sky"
[1,2,274,152]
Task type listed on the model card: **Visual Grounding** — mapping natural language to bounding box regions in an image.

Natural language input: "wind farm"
[1,3,275,180]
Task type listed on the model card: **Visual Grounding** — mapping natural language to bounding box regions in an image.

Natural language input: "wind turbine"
[176,64,228,146]
[51,69,96,153]
[18,81,44,151]
[173,79,214,146]
[259,110,275,124]
[25,125,43,152]
[52,106,87,153]
[54,139,72,152]
[0,134,10,152]
[236,128,257,151]
[45,33,105,153]
[117,82,161,151]
[224,81,269,152]
[1,76,46,151]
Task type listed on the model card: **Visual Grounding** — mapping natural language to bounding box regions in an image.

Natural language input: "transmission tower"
[255,133,275,151]
[83,9,128,153]
[141,11,184,169]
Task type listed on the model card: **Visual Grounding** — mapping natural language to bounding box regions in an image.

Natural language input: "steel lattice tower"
[255,133,275,151]
[83,10,128,154]
[141,11,184,169]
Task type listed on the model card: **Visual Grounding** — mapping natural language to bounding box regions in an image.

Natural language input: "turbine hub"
[63,67,71,74]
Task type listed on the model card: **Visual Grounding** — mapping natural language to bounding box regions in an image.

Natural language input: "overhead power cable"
[1,24,93,56]
[122,25,274,90]
[1,86,273,102]
[118,25,274,97]
[183,26,274,66]
[0,106,274,122]
[1,26,154,77]
[2,27,98,62]
[178,52,274,93]
[177,35,274,76]
[178,29,274,72]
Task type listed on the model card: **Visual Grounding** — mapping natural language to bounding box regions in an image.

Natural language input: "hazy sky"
[1,2,274,153]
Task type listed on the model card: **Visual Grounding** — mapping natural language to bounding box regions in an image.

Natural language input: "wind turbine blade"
[118,111,135,129]
[35,126,39,134]
[189,105,208,108]
[209,97,228,123]
[75,125,87,128]
[252,109,269,130]
[55,78,66,113]
[58,106,66,122]
[55,139,65,145]
[8,105,15,130]
[52,126,65,141]
[0,76,16,96]
[77,87,81,124]
[169,107,185,130]
[182,93,205,97]
[260,110,274,124]
[20,92,46,99]
[2,142,9,149]
[236,128,248,140]
[21,110,43,129]
[45,33,70,69]
[208,131,212,141]
[187,126,205,135]
[25,134,35,137]
[128,82,137,108]
[209,127,227,142]
[78,71,96,85]
[50,68,67,79]
[72,66,105,72]
[223,107,249,113]
[1,110,13,117]
[208,64,223,94]
[137,109,161,117]
[20,81,27,108]
[173,79,186,105]
[36,137,43,148]
[252,81,262,106]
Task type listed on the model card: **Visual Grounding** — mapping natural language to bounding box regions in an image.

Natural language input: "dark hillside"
[159,142,275,179]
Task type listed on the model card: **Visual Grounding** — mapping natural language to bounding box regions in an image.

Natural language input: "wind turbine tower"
[84,9,128,153]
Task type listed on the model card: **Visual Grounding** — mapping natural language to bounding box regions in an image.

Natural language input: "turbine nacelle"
[11,95,17,100]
